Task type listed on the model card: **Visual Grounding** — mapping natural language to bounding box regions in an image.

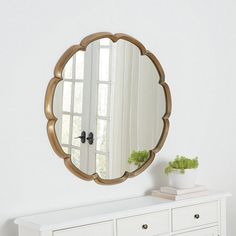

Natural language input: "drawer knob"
[194,214,200,219]
[142,224,148,229]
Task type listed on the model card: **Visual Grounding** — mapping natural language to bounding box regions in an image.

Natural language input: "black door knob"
[75,131,86,143]
[194,214,200,219]
[142,224,148,229]
[87,132,94,145]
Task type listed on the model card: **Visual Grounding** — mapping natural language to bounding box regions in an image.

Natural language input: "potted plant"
[164,155,199,189]
[128,150,149,168]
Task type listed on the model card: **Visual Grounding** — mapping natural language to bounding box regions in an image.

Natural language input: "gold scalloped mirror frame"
[44,32,172,185]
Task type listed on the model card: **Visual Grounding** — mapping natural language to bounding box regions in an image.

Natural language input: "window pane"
[62,146,69,154]
[75,51,84,80]
[62,81,72,112]
[73,82,83,113]
[96,119,107,152]
[99,48,110,81]
[96,154,107,178]
[72,116,81,147]
[100,38,110,46]
[63,57,73,79]
[61,114,70,144]
[71,148,80,168]
[97,84,108,116]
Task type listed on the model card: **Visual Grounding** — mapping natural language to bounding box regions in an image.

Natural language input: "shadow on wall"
[145,158,169,195]
[2,218,18,236]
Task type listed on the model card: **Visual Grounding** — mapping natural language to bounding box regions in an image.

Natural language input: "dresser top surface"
[15,191,230,231]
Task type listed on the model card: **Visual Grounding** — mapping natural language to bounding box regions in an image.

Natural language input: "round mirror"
[45,32,171,185]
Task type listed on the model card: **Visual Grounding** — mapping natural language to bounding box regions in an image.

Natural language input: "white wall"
[0,0,235,235]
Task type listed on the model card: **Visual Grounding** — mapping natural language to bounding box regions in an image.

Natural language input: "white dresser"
[15,192,230,236]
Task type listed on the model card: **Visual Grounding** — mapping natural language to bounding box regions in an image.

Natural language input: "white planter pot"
[168,169,197,189]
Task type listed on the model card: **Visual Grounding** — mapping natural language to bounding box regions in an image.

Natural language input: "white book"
[152,190,209,201]
[160,185,207,195]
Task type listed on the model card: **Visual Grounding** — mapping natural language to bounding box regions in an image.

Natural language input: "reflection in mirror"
[53,38,165,179]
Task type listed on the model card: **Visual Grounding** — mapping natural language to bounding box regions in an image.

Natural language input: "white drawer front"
[173,226,218,236]
[117,210,169,236]
[53,221,113,236]
[172,201,218,231]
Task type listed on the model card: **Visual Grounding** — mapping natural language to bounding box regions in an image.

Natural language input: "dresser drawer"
[173,226,218,236]
[53,221,113,236]
[172,201,218,231]
[117,210,169,236]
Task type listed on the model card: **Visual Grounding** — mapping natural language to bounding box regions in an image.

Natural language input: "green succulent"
[128,150,149,168]
[165,155,199,174]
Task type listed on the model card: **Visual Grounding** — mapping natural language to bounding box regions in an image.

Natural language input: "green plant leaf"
[164,156,199,175]
[128,150,149,167]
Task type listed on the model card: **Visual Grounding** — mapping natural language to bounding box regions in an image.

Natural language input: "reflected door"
[55,49,86,170]
[88,38,112,178]
[57,39,112,178]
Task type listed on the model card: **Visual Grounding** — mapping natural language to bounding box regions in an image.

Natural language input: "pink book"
[152,190,209,200]
[160,185,207,195]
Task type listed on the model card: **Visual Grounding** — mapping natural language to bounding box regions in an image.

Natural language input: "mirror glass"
[53,38,166,179]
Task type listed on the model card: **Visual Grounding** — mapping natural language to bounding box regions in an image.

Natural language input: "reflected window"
[96,154,107,178]
[63,57,73,79]
[96,119,107,152]
[97,84,108,116]
[59,54,84,164]
[73,82,83,113]
[99,48,110,81]
[75,51,84,80]
[62,81,72,112]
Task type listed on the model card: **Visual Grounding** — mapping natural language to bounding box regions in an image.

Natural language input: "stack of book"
[152,185,208,200]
